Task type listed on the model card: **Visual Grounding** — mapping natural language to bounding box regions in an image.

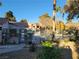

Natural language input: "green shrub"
[41,41,52,47]
[37,41,61,59]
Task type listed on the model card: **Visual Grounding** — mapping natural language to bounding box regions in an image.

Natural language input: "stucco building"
[0,18,28,44]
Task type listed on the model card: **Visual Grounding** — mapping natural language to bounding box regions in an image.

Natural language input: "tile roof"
[9,22,28,28]
[0,17,28,28]
[0,18,8,25]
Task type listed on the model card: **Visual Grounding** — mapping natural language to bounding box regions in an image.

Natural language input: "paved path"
[0,44,25,54]
[0,48,37,59]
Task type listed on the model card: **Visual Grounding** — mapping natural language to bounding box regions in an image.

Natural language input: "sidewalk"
[0,44,25,54]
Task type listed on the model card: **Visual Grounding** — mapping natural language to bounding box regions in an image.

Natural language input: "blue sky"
[0,0,67,23]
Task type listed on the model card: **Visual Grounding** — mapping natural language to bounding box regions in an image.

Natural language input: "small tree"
[20,19,28,23]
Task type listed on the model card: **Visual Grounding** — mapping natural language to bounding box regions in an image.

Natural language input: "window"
[0,27,2,30]
[9,29,17,37]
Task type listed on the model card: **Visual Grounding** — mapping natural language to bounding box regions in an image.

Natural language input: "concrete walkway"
[0,44,25,54]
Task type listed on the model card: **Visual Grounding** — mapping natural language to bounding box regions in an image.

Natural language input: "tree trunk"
[53,0,56,32]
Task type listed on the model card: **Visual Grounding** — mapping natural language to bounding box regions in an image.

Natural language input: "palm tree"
[5,11,16,22]
[53,0,56,20]
[64,0,79,22]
